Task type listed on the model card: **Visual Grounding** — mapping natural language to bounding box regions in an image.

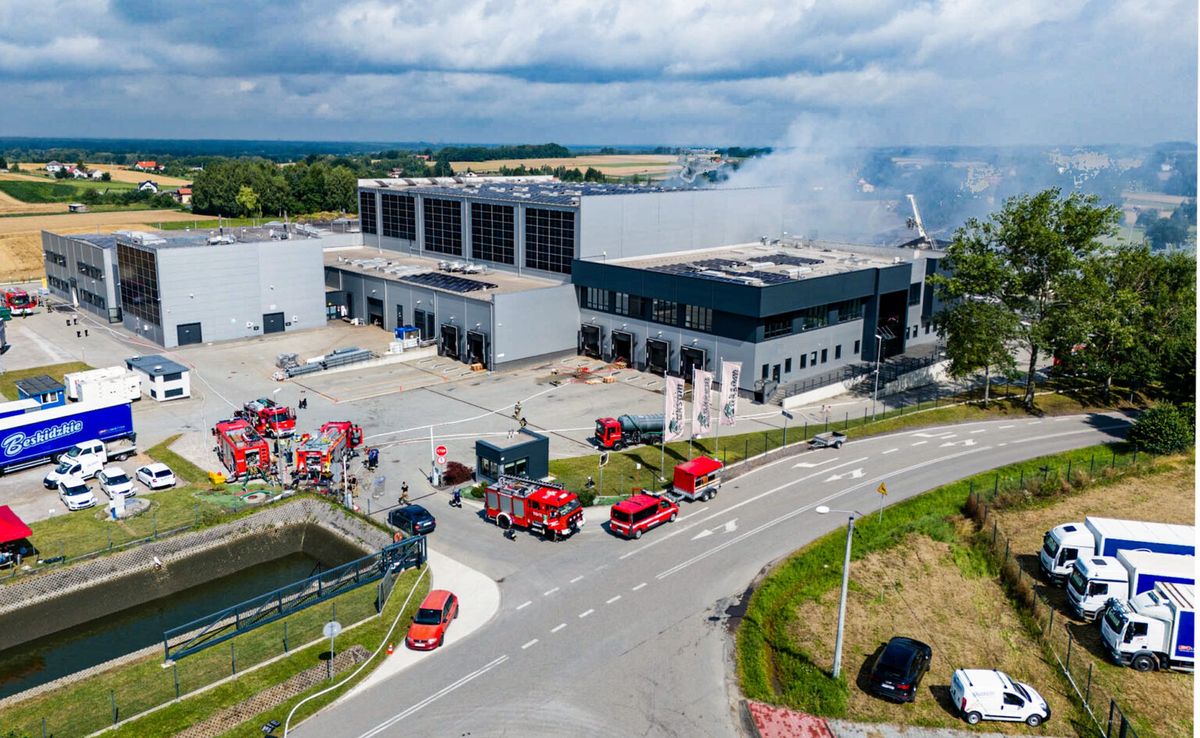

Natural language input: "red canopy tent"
[0,505,33,544]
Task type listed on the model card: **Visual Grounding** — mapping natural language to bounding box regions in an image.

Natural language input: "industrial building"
[43,226,331,348]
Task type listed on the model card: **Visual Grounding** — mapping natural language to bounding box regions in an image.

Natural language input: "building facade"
[41,232,123,323]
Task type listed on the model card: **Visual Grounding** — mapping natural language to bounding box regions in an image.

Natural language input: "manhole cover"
[242,492,269,505]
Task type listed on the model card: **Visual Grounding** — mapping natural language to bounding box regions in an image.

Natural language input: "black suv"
[389,504,436,535]
[865,636,932,703]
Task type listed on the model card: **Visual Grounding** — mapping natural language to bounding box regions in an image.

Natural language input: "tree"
[1128,404,1194,454]
[235,185,260,217]
[934,189,1119,409]
[323,166,357,212]
[100,171,111,182]
[0,156,7,170]
[9,162,19,172]
[933,297,1017,406]
[1144,216,1189,250]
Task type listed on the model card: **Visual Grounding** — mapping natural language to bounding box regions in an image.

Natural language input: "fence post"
[1084,662,1093,706]
[1019,469,1024,488]
[284,621,289,653]
[763,431,769,455]
[111,690,118,724]
[1111,449,1117,469]
[1067,459,1072,481]
[174,662,180,700]
[863,407,867,426]
[1066,631,1073,672]
[231,642,236,675]
[194,502,199,528]
[993,474,999,497]
[844,411,848,428]
[992,519,997,545]
[803,421,808,440]
[153,510,158,539]
[744,439,749,460]
[107,528,112,551]
[1107,699,1116,738]
[1004,538,1009,565]
[1132,448,1138,465]
[42,717,46,738]
[1048,608,1055,635]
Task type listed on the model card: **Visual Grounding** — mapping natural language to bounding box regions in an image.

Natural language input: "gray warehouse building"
[43,228,327,348]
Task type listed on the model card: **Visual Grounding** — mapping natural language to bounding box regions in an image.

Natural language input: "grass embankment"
[0,361,92,400]
[736,443,1156,736]
[146,433,210,486]
[2,567,428,738]
[550,387,1131,502]
[0,179,135,203]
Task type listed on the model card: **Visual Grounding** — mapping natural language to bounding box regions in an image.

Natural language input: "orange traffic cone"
[387,643,395,656]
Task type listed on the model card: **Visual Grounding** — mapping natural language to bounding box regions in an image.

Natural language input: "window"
[651,299,678,325]
[684,305,712,332]
[47,275,69,292]
[613,292,630,316]
[831,297,868,323]
[525,208,575,274]
[79,288,105,309]
[359,191,377,234]
[854,339,861,354]
[583,287,608,310]
[820,348,828,363]
[423,197,463,256]
[908,283,922,306]
[381,193,416,240]
[797,305,827,331]
[800,353,807,369]
[761,364,769,379]
[78,262,104,280]
[835,345,842,360]
[810,351,818,366]
[470,202,515,264]
[628,295,648,317]
[164,387,185,398]
[1003,693,1025,707]
[45,250,67,267]
[924,322,931,335]
[163,372,183,382]
[784,358,792,373]
[764,316,791,338]
[117,242,161,326]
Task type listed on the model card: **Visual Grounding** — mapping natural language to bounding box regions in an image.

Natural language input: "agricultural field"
[451,153,680,177]
[10,163,191,187]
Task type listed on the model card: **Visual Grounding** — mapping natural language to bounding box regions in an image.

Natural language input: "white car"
[58,476,97,511]
[136,463,176,490]
[950,669,1050,727]
[97,466,135,499]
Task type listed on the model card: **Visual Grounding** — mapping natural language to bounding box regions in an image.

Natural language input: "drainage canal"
[0,523,368,700]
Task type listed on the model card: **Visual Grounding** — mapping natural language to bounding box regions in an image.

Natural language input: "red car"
[406,589,459,650]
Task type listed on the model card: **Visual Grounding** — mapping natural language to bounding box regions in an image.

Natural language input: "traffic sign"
[323,621,343,639]
[435,444,447,457]
[877,482,888,496]
[781,410,794,421]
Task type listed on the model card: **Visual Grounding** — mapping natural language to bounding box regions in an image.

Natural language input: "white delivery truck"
[1038,517,1195,585]
[65,367,141,403]
[1101,582,1195,673]
[1066,551,1195,621]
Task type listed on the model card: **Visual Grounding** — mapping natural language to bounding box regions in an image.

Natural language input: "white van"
[43,455,104,488]
[949,669,1050,727]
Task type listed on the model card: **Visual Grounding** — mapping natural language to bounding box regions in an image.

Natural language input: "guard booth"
[15,375,65,409]
[475,428,549,483]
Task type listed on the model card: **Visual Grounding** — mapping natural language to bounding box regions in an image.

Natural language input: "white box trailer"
[65,367,133,401]
[76,372,141,403]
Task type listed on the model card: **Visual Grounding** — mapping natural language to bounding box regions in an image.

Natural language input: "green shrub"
[1128,403,1194,454]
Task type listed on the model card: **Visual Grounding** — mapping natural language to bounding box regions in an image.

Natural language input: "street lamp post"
[871,331,883,420]
[816,505,864,679]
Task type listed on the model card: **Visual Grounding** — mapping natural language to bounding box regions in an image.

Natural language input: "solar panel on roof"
[398,272,498,293]
[769,254,825,267]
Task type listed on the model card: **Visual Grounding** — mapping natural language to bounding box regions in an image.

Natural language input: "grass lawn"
[146,434,211,486]
[157,217,269,231]
[2,567,427,738]
[736,443,1152,735]
[0,361,92,400]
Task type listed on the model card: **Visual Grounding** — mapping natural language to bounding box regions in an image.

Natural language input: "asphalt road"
[294,412,1130,738]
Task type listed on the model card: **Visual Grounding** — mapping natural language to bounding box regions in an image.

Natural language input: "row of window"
[762,342,855,380]
[47,275,69,292]
[471,202,515,265]
[359,191,378,235]
[580,288,714,332]
[78,262,104,280]
[423,197,463,256]
[762,297,871,339]
[381,192,417,240]
[45,250,67,267]
[117,243,162,327]
[79,288,106,309]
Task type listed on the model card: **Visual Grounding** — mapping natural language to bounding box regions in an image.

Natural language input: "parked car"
[58,476,97,511]
[389,504,436,536]
[405,589,459,650]
[136,463,176,490]
[97,466,135,499]
[950,669,1050,726]
[865,637,932,702]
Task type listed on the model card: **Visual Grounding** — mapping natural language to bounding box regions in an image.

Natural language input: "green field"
[157,217,264,230]
[0,178,136,203]
[0,361,92,400]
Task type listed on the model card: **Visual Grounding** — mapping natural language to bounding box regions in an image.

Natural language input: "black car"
[866,636,932,703]
[389,504,436,535]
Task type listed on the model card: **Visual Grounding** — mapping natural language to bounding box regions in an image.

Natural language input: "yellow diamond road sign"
[877,482,888,496]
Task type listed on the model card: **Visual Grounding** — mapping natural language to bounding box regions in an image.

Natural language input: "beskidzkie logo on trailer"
[2,420,84,458]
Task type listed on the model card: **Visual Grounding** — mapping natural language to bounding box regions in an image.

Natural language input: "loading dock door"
[177,322,203,346]
[263,312,285,334]
[612,330,634,365]
[645,338,670,375]
[467,330,489,368]
[680,346,706,381]
[440,324,460,360]
[367,297,385,328]
[579,324,602,359]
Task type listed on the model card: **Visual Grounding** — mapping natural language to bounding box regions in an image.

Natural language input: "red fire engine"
[236,398,296,438]
[4,289,37,316]
[213,418,272,477]
[484,475,585,540]
[294,421,363,478]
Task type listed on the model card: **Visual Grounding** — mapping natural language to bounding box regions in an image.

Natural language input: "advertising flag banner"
[719,361,741,427]
[692,368,713,437]
[664,375,686,442]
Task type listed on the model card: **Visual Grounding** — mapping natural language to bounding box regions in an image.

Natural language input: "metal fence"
[967,449,1152,738]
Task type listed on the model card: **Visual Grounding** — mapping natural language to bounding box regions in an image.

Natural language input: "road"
[294,412,1130,738]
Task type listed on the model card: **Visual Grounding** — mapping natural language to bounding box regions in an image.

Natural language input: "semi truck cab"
[1039,523,1086,583]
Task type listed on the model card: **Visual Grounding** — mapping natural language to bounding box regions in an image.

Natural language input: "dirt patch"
[992,456,1194,738]
[0,189,66,215]
[790,527,1083,733]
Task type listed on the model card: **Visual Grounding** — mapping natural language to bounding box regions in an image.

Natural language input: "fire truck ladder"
[496,474,565,496]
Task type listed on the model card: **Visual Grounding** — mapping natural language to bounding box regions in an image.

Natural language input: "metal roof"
[126,355,188,376]
[14,375,63,396]
[361,180,714,207]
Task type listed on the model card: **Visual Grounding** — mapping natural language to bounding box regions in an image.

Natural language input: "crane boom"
[905,194,933,248]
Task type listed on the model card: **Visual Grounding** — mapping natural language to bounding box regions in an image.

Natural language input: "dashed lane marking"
[606,595,621,604]
[998,424,1015,429]
[970,429,987,434]
[551,623,567,633]
[516,600,532,610]
[579,609,594,618]
[882,448,898,455]
[632,582,647,591]
[569,575,584,584]
[911,441,927,446]
[543,587,559,596]
[521,639,538,650]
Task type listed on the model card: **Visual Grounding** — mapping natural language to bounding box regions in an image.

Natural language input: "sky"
[0,0,1195,147]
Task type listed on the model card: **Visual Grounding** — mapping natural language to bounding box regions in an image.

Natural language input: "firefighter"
[367,446,380,471]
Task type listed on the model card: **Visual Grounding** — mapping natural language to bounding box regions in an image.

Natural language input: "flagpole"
[659,369,666,482]
[715,358,723,457]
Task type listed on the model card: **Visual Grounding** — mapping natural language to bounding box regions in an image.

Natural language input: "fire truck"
[484,475,585,540]
[213,418,272,478]
[236,398,296,438]
[4,289,37,316]
[594,413,664,450]
[294,421,363,479]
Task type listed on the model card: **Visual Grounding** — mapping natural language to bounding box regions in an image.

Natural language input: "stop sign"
[435,445,447,457]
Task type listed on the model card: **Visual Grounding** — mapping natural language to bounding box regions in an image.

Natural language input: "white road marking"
[970,429,987,434]
[543,587,559,596]
[940,439,978,447]
[792,458,838,469]
[998,424,1015,429]
[551,623,566,633]
[356,655,509,738]
[1028,420,1042,425]
[655,445,993,581]
[998,442,1008,447]
[1011,426,1127,445]
[823,468,865,482]
[606,595,622,604]
[516,600,532,611]
[632,582,647,591]
[911,441,928,446]
[618,457,869,560]
[579,609,594,618]
[521,639,538,650]
[679,506,709,520]
[594,564,608,571]
[692,519,738,540]
[882,448,898,455]
[911,431,955,438]
[569,575,584,584]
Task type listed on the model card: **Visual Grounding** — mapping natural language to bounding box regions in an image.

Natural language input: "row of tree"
[190,159,357,217]
[487,164,606,182]
[934,188,1195,410]
[1136,200,1195,251]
